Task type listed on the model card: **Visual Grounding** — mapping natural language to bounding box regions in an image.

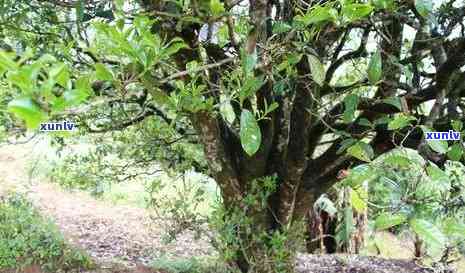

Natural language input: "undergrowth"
[0,192,94,272]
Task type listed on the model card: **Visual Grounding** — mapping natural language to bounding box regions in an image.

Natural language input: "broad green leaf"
[428,140,449,154]
[374,213,407,230]
[337,138,357,154]
[305,6,338,25]
[367,50,382,84]
[7,97,47,129]
[95,63,113,81]
[443,218,465,239]
[186,60,200,77]
[210,0,225,16]
[342,164,378,187]
[420,126,449,154]
[415,0,433,18]
[342,3,374,22]
[382,97,402,110]
[240,75,265,104]
[357,118,372,127]
[384,154,411,168]
[343,94,359,123]
[240,110,262,156]
[163,40,188,57]
[219,95,236,124]
[410,218,446,257]
[65,76,92,105]
[0,51,18,72]
[8,68,35,94]
[447,143,463,161]
[347,142,374,162]
[426,164,450,187]
[307,54,325,86]
[242,52,257,77]
[350,188,367,213]
[388,114,415,130]
[49,63,70,88]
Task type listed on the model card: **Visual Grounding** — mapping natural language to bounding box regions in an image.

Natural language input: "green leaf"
[49,63,70,88]
[186,60,200,77]
[8,68,35,94]
[410,218,446,257]
[76,0,85,21]
[347,142,374,162]
[336,206,355,244]
[210,0,225,16]
[447,143,463,161]
[7,97,47,129]
[350,188,367,213]
[388,114,415,130]
[240,75,265,104]
[428,140,449,154]
[219,95,236,124]
[343,94,359,123]
[307,54,325,86]
[337,138,357,154]
[163,40,188,57]
[272,22,292,34]
[367,49,382,84]
[443,218,465,239]
[357,118,372,127]
[374,213,407,230]
[372,0,396,10]
[342,3,374,22]
[242,52,257,77]
[384,154,411,168]
[382,97,402,110]
[95,63,113,81]
[415,0,433,18]
[304,6,338,25]
[0,51,18,72]
[240,110,262,156]
[65,76,92,105]
[426,164,449,185]
[420,126,448,154]
[451,120,463,132]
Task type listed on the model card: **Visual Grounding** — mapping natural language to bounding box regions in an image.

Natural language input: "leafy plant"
[0,192,93,272]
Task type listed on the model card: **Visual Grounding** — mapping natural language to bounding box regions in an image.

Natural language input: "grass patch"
[151,256,228,273]
[0,192,94,272]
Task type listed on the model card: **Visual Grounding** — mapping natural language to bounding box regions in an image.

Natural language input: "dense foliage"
[0,192,93,271]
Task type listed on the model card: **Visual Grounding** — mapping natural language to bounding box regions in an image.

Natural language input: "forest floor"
[0,141,459,273]
[0,141,213,272]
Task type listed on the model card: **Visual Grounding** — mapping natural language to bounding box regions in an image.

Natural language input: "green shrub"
[0,193,94,272]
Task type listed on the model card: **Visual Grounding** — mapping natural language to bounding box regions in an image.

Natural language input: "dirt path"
[0,141,213,268]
